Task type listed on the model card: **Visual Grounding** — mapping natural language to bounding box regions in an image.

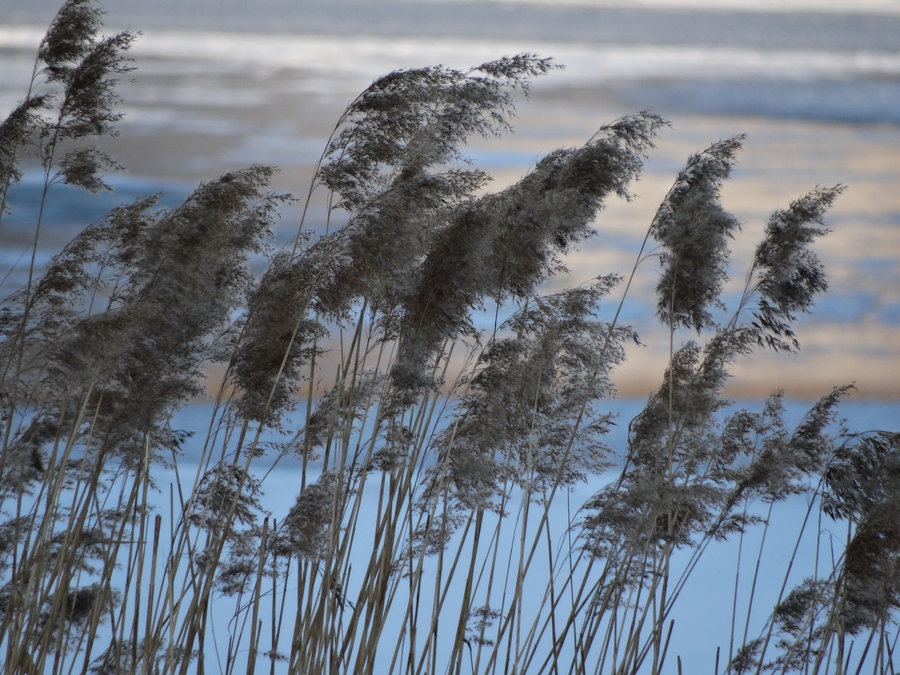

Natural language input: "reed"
[1,2,897,673]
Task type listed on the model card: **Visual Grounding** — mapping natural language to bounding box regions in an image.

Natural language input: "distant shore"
[2,9,898,401]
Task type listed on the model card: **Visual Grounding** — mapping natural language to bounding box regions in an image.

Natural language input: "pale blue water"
[143,396,900,672]
[6,0,900,52]
[4,0,900,120]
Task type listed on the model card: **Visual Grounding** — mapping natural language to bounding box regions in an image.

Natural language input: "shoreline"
[2,28,898,401]
[5,100,898,400]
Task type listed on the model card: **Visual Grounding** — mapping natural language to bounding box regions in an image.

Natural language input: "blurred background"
[2,0,899,404]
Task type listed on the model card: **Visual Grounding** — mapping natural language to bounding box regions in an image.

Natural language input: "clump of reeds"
[1,1,897,673]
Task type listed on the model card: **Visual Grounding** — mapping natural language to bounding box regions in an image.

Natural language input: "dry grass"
[1,2,898,673]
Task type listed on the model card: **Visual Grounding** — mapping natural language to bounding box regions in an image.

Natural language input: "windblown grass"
[1,2,897,673]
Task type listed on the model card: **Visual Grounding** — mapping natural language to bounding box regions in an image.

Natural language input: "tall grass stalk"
[1,2,898,673]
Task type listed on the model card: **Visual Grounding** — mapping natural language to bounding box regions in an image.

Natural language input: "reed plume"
[0,3,895,673]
